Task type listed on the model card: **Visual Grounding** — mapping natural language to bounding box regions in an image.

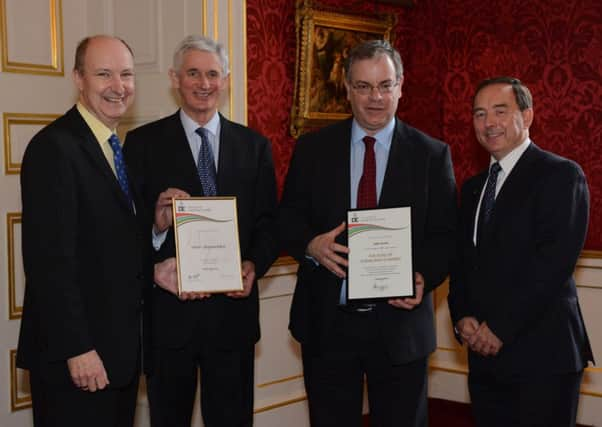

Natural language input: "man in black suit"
[448,76,594,427]
[17,35,150,426]
[278,40,457,427]
[124,35,278,427]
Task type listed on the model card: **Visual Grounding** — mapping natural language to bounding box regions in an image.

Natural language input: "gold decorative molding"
[213,0,219,41]
[0,0,64,75]
[254,395,307,414]
[228,0,233,118]
[430,362,601,398]
[581,250,602,259]
[272,256,298,267]
[243,0,248,125]
[202,0,208,35]
[7,212,23,319]
[257,373,304,388]
[3,112,60,174]
[10,349,32,411]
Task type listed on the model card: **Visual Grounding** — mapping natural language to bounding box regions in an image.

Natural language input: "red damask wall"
[247,0,602,249]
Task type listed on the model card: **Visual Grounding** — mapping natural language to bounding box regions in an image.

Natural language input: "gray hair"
[345,39,403,82]
[172,35,229,76]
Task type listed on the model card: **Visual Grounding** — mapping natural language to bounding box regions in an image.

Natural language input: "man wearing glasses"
[279,40,457,426]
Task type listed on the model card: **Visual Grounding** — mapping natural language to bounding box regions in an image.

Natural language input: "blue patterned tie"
[477,162,501,245]
[107,134,132,206]
[195,127,217,196]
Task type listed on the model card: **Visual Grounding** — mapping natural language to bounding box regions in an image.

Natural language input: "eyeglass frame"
[349,79,400,96]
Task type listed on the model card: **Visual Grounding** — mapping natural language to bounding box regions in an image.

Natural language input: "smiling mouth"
[104,96,125,103]
[193,90,212,98]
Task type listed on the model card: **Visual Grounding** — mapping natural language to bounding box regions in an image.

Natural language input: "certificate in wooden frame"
[290,1,395,137]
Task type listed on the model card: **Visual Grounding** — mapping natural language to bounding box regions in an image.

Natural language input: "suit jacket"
[448,143,594,377]
[278,118,457,364]
[17,106,151,388]
[124,111,278,352]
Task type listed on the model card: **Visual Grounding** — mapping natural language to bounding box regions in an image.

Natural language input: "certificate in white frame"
[173,197,243,294]
[347,207,414,300]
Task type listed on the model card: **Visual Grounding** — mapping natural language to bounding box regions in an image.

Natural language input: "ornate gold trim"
[7,212,23,319]
[429,363,468,375]
[228,0,233,118]
[0,0,64,75]
[581,250,602,259]
[290,1,395,136]
[3,112,61,174]
[213,0,219,41]
[243,0,248,125]
[430,363,601,398]
[202,0,208,36]
[272,256,298,267]
[10,349,32,411]
[254,395,307,414]
[257,374,304,388]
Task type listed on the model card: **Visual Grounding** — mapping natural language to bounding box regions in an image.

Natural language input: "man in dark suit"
[448,76,594,427]
[278,40,457,427]
[124,35,278,427]
[17,35,150,426]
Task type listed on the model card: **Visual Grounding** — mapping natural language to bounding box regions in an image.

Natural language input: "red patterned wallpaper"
[247,0,602,249]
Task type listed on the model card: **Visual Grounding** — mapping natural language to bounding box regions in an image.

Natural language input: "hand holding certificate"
[173,197,243,294]
[347,207,414,300]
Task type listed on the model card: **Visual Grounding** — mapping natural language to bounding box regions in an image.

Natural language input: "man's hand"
[154,188,190,233]
[388,272,425,309]
[306,222,349,278]
[67,350,109,392]
[154,257,210,300]
[467,322,503,357]
[456,316,480,345]
[227,260,255,298]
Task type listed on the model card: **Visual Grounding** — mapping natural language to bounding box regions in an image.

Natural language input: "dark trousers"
[147,339,255,427]
[469,369,584,427]
[302,309,428,427]
[30,370,139,427]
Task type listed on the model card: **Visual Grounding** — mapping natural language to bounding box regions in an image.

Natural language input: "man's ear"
[73,69,84,92]
[169,69,180,89]
[522,107,534,129]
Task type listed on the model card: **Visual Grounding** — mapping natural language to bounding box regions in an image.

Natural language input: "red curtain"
[247,0,602,249]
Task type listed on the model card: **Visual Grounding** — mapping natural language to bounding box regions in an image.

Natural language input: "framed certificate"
[347,207,413,300]
[173,197,243,294]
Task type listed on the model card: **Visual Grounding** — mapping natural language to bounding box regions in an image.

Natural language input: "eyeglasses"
[350,80,399,96]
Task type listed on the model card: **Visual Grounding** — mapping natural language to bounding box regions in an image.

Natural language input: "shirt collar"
[351,118,395,151]
[491,137,531,175]
[76,102,114,144]
[179,109,221,139]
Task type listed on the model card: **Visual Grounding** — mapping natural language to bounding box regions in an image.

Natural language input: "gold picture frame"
[7,212,23,319]
[290,1,395,137]
[10,349,32,411]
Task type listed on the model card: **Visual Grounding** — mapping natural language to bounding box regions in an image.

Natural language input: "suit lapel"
[68,107,134,213]
[379,119,412,209]
[490,143,540,227]
[216,114,235,196]
[165,111,204,195]
[464,172,487,247]
[334,120,351,214]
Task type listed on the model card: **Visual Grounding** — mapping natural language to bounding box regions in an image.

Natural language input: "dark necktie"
[357,136,377,208]
[477,162,501,245]
[107,134,132,205]
[195,127,217,196]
